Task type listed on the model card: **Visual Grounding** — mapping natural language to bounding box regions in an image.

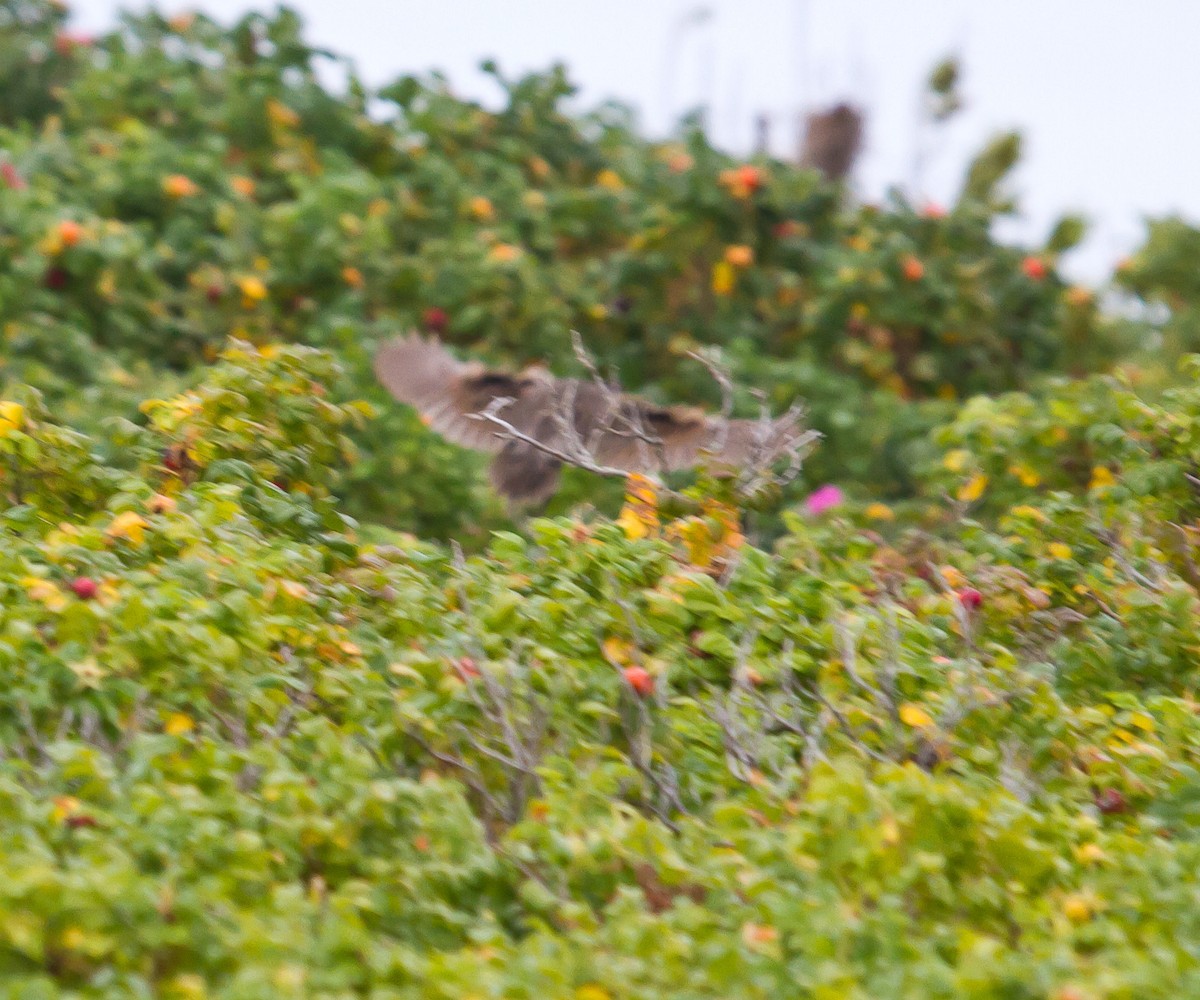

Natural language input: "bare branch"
[465,332,817,504]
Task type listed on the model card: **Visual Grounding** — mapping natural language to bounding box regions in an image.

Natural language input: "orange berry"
[57,220,84,247]
[468,196,495,221]
[724,244,754,268]
[902,255,925,281]
[719,164,765,198]
[163,174,200,198]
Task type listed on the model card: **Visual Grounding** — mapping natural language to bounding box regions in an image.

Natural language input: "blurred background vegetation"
[2,0,1190,545]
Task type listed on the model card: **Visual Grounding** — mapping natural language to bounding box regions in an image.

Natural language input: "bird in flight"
[374,334,804,504]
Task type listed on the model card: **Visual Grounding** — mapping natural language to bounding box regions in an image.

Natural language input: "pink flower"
[0,162,25,190]
[804,484,843,516]
[54,32,95,55]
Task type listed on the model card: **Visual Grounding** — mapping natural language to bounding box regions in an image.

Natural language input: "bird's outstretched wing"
[373,334,543,453]
[581,389,800,473]
[374,334,804,500]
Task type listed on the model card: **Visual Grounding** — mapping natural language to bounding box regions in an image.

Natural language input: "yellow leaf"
[595,168,624,191]
[164,713,195,735]
[939,565,967,589]
[576,987,611,1000]
[105,511,148,545]
[169,974,207,1000]
[1128,711,1156,733]
[942,449,970,473]
[237,275,268,304]
[69,657,106,689]
[266,98,300,128]
[899,702,935,728]
[51,795,82,823]
[864,502,894,521]
[1089,465,1116,489]
[22,577,66,611]
[956,472,988,503]
[1009,464,1042,487]
[711,260,736,296]
[880,814,901,845]
[1048,542,1073,561]
[617,506,650,539]
[0,400,25,435]
[273,966,306,989]
[602,636,634,665]
[1061,893,1092,924]
[1010,504,1047,522]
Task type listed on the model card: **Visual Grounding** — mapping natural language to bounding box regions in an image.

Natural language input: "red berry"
[1021,256,1048,280]
[71,577,98,600]
[623,665,654,696]
[44,266,69,290]
[423,307,449,334]
[65,814,99,829]
[734,164,763,193]
[205,283,223,303]
[1095,788,1127,814]
[957,587,983,610]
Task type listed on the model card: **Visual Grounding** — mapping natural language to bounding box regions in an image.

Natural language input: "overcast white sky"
[69,0,1200,283]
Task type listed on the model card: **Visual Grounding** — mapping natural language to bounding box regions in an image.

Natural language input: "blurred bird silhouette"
[799,102,864,182]
[374,334,801,504]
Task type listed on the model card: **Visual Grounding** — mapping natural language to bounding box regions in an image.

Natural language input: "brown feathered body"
[799,102,865,182]
[374,335,799,503]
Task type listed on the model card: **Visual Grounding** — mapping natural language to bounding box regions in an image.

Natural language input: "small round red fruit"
[422,307,449,334]
[957,587,983,610]
[71,577,98,600]
[1021,256,1047,280]
[1094,788,1127,814]
[623,665,654,696]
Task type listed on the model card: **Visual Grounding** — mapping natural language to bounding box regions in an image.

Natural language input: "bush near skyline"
[5,2,1200,997]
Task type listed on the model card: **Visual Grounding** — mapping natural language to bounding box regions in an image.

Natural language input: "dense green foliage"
[5,2,1200,997]
[0,0,1126,535]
